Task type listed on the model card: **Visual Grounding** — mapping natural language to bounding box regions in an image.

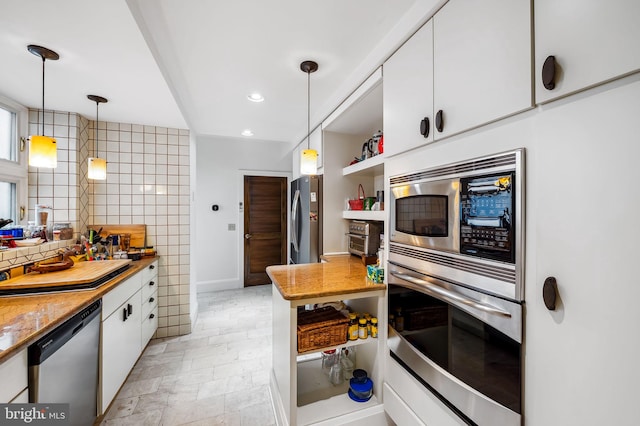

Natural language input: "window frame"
[0,94,28,224]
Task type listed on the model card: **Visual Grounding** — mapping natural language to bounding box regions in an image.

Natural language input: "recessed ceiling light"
[241,129,254,137]
[247,93,264,103]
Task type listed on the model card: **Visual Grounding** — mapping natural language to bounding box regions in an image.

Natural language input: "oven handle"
[389,271,512,318]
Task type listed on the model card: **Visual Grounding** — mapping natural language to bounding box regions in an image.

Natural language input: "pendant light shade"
[27,45,59,168]
[300,60,318,175]
[87,94,108,180]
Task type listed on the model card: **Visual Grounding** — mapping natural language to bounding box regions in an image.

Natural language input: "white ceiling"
[0,0,442,144]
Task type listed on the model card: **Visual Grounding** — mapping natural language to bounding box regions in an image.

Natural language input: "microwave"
[389,149,524,301]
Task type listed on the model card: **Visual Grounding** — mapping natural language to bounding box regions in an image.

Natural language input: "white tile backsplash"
[27,109,191,339]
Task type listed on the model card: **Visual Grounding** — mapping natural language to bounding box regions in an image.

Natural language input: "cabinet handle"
[149,281,155,286]
[123,307,128,321]
[435,110,444,133]
[127,303,133,315]
[149,313,155,319]
[542,55,556,90]
[149,297,155,303]
[420,117,430,138]
[149,264,155,270]
[543,276,559,310]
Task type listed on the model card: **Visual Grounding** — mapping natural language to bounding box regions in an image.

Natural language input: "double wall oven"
[387,149,525,426]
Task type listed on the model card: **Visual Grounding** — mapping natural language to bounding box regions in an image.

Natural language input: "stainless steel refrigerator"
[290,175,322,264]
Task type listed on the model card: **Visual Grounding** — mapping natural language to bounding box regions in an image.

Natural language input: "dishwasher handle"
[28,300,102,366]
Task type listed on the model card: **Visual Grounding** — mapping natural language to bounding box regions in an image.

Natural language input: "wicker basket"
[297,306,349,353]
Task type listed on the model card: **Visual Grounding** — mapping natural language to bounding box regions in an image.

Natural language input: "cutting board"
[0,259,132,291]
[89,224,146,248]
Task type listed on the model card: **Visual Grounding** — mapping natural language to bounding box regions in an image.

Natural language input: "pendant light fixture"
[87,95,108,180]
[27,45,59,168]
[300,60,318,175]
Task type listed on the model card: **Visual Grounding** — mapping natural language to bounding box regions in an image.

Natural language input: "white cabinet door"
[383,20,434,157]
[0,348,27,403]
[101,289,142,413]
[530,80,640,425]
[535,0,640,104]
[433,0,532,138]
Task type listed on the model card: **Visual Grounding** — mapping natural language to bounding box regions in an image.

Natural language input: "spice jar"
[348,313,359,341]
[358,318,368,339]
[371,317,378,338]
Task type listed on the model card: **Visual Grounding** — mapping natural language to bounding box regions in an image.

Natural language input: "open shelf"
[343,154,385,177]
[342,210,385,221]
[297,356,381,424]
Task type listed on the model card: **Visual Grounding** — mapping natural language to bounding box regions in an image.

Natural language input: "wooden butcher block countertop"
[0,257,156,363]
[266,254,386,301]
[0,259,132,293]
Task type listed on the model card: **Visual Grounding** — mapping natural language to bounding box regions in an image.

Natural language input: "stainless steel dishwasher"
[29,300,101,426]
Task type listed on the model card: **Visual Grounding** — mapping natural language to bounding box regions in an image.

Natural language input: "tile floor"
[100,285,275,426]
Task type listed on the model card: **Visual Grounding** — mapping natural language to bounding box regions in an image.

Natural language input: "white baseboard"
[196,279,242,293]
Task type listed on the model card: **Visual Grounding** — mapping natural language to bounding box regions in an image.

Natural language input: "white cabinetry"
[140,262,158,346]
[100,260,158,413]
[271,289,386,425]
[101,274,142,413]
[535,0,640,104]
[0,348,28,403]
[433,0,532,138]
[383,20,434,157]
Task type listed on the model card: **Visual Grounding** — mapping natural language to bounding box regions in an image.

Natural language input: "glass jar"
[371,317,378,338]
[321,349,337,375]
[358,318,368,339]
[348,313,359,341]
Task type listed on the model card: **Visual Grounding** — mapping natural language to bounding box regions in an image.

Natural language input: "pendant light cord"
[307,70,310,149]
[95,101,99,158]
[41,56,45,136]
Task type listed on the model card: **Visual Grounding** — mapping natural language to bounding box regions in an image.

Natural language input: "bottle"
[341,348,355,381]
[329,350,343,386]
[371,317,378,338]
[322,349,337,375]
[358,318,368,339]
[348,313,359,341]
[364,313,372,336]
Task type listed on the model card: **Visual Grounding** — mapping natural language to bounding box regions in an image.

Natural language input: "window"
[0,94,28,224]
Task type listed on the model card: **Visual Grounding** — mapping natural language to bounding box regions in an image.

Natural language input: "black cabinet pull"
[149,313,155,319]
[127,303,133,315]
[123,307,128,321]
[543,277,558,310]
[420,117,430,138]
[149,265,155,270]
[149,281,155,286]
[149,297,155,303]
[542,55,556,90]
[435,110,444,133]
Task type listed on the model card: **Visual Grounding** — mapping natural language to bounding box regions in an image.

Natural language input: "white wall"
[195,135,291,293]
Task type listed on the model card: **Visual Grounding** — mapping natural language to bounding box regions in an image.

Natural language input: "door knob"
[245,233,252,240]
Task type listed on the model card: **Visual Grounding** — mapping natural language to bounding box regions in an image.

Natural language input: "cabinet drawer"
[103,274,142,319]
[140,274,158,301]
[141,304,158,346]
[0,348,28,403]
[140,260,158,284]
[142,289,158,319]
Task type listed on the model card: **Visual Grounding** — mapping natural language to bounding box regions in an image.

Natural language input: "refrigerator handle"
[291,189,300,252]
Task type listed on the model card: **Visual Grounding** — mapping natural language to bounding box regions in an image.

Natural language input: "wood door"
[243,176,287,286]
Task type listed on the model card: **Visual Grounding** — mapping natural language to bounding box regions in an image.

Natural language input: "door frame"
[237,169,292,286]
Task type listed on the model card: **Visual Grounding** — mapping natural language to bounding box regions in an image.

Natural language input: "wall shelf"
[343,154,385,177]
[342,210,385,221]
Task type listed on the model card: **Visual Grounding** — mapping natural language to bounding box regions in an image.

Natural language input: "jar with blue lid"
[348,369,373,402]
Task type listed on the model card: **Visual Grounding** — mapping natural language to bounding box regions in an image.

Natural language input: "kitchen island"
[267,255,387,426]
